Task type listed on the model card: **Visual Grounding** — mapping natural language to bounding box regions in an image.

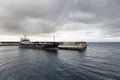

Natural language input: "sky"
[0,0,120,42]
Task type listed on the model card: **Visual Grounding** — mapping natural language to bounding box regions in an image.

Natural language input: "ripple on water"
[0,43,120,80]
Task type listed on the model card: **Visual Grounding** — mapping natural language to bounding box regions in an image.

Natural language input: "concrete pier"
[0,41,87,51]
[58,42,87,51]
[0,42,19,46]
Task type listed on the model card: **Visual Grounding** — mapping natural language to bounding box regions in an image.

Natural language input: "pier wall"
[58,42,87,51]
[0,42,19,46]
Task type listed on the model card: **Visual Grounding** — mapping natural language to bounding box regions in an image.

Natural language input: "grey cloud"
[0,0,67,35]
[101,18,120,37]
[0,0,120,39]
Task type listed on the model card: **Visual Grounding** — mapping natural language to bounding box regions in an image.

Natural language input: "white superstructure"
[19,35,31,44]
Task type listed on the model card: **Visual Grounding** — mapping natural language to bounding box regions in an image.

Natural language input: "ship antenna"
[24,34,27,39]
[53,35,55,42]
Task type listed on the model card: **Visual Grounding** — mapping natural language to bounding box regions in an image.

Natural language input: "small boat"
[19,35,59,50]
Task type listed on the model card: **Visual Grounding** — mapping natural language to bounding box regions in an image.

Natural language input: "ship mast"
[53,35,55,42]
[24,35,27,39]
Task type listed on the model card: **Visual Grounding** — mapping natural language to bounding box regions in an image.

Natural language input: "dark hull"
[19,43,59,50]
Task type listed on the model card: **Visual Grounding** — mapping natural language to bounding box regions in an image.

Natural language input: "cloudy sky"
[0,0,120,42]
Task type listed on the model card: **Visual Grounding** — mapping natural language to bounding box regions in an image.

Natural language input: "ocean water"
[0,42,120,80]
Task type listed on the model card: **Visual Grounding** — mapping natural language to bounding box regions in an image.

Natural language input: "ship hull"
[19,42,59,50]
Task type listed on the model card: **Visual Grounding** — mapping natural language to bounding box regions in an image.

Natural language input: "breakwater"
[0,41,87,50]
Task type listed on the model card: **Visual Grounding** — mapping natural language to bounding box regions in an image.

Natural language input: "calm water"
[0,42,120,80]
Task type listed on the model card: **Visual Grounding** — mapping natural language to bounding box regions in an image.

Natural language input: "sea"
[0,42,120,80]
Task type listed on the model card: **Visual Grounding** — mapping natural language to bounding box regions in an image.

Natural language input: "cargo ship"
[19,35,59,50]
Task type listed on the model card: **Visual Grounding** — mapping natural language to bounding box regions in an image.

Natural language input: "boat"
[19,35,59,50]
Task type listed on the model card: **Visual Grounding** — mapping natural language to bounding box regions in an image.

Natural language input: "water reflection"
[44,50,58,55]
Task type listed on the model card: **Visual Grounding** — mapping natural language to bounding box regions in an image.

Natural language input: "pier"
[0,42,19,46]
[0,41,87,51]
[58,42,87,51]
